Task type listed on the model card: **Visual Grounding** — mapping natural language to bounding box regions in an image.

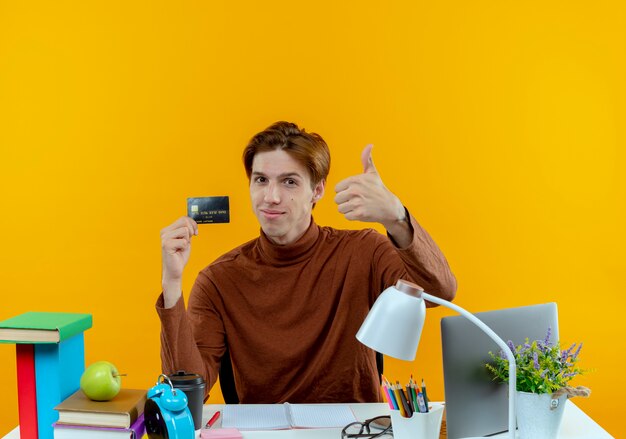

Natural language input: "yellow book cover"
[54,389,147,428]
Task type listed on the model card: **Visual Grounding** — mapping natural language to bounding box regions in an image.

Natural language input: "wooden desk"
[2,400,612,438]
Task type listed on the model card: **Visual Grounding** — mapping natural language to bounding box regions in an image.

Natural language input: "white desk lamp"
[356,279,517,439]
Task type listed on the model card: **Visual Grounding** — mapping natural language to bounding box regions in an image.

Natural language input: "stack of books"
[53,388,147,438]
[0,311,92,439]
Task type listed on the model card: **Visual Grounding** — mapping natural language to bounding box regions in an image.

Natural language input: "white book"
[222,403,357,430]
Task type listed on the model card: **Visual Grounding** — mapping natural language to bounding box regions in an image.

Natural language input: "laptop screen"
[441,302,559,439]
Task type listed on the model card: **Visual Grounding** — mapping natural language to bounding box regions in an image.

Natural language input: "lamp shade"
[356,280,426,361]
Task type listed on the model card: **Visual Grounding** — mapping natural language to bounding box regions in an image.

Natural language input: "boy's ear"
[312,179,326,202]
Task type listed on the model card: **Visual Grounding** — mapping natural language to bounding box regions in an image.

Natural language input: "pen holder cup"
[390,403,445,439]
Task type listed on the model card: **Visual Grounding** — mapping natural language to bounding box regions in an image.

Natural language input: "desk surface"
[3,400,613,438]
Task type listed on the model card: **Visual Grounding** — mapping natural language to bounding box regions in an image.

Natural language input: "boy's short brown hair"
[243,121,331,188]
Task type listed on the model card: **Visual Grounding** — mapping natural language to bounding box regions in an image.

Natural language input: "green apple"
[80,361,123,401]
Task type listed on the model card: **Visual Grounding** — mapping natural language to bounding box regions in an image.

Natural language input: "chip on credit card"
[187,196,230,224]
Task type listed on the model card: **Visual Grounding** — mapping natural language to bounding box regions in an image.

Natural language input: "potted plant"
[486,327,590,439]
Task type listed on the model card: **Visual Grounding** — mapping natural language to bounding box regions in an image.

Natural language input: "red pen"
[205,411,221,428]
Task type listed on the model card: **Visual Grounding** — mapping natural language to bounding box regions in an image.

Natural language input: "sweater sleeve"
[155,273,226,398]
[371,207,457,303]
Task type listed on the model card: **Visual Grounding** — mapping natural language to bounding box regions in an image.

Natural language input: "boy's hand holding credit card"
[160,197,230,308]
[187,196,230,224]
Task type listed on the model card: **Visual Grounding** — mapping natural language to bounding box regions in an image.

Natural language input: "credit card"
[187,196,230,224]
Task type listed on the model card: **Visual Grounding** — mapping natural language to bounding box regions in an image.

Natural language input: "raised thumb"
[361,144,377,174]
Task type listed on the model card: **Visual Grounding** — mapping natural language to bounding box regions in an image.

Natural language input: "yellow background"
[1,1,624,436]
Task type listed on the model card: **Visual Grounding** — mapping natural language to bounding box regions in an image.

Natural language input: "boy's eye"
[254,176,267,183]
[285,179,297,185]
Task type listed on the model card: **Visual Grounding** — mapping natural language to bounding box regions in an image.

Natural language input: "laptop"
[441,302,559,439]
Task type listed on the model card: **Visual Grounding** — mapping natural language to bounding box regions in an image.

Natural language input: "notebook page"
[287,403,357,428]
[222,404,290,430]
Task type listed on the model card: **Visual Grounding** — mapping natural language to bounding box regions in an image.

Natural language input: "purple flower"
[544,327,552,345]
[572,343,583,361]
[507,340,516,353]
[533,352,540,370]
[561,343,575,362]
[538,341,551,353]
[540,369,548,378]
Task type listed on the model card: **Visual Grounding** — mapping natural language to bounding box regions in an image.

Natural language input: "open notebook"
[222,404,357,430]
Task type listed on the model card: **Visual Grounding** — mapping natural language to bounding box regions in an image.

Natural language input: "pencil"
[205,411,220,428]
[392,384,407,417]
[405,384,414,413]
[382,383,397,410]
[400,388,413,417]
[421,379,430,412]
[411,383,420,413]
[382,376,398,409]
[396,381,412,417]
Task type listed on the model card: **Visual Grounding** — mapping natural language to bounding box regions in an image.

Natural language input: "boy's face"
[250,149,325,245]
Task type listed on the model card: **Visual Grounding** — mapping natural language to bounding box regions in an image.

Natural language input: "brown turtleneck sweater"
[156,213,456,403]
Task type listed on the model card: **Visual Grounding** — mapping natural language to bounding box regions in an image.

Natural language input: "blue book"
[34,333,85,439]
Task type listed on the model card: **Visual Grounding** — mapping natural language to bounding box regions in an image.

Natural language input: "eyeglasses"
[341,415,392,438]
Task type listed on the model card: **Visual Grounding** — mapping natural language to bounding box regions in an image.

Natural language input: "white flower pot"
[516,391,567,439]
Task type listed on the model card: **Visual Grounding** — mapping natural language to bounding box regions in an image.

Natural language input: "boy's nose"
[264,183,280,203]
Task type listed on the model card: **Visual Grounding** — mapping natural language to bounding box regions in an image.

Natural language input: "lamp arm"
[422,292,517,439]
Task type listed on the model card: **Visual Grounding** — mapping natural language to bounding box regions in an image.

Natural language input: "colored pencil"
[381,383,396,410]
[421,378,429,407]
[392,385,407,417]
